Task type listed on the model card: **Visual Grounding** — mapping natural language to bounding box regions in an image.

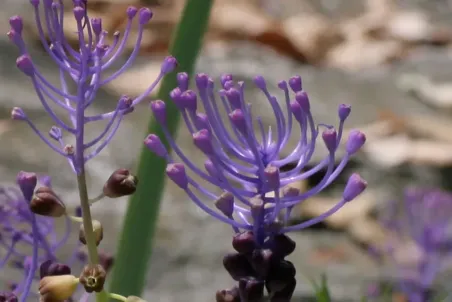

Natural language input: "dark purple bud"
[169,87,183,108]
[223,81,234,90]
[7,30,21,47]
[343,173,367,202]
[17,171,37,201]
[40,260,71,279]
[11,107,26,120]
[180,90,197,111]
[79,220,103,246]
[215,192,234,217]
[73,7,85,21]
[195,113,209,130]
[195,73,209,91]
[271,234,296,258]
[238,278,265,301]
[177,72,189,91]
[161,56,177,74]
[253,75,267,91]
[150,100,166,124]
[79,264,106,293]
[288,75,302,92]
[49,126,62,141]
[9,16,23,35]
[338,104,351,121]
[166,163,188,189]
[99,252,114,272]
[266,260,296,294]
[215,287,240,302]
[225,88,241,110]
[229,109,247,134]
[118,95,133,113]
[144,134,167,157]
[193,129,213,154]
[295,91,310,112]
[289,101,302,121]
[250,249,273,277]
[138,8,153,25]
[220,74,233,88]
[103,169,138,198]
[30,0,39,7]
[322,129,337,153]
[207,77,215,89]
[16,55,34,77]
[204,159,218,178]
[30,187,66,217]
[346,130,366,155]
[223,253,255,281]
[264,165,280,191]
[267,277,296,302]
[126,6,138,19]
[91,18,102,35]
[0,291,18,302]
[232,231,256,254]
[278,80,288,90]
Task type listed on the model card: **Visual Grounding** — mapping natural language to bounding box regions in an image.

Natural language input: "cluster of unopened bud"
[216,232,296,302]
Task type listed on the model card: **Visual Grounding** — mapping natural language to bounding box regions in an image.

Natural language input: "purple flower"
[8,1,176,175]
[145,73,366,300]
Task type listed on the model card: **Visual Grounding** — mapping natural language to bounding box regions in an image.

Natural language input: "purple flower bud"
[343,173,367,202]
[346,130,366,155]
[166,163,188,189]
[103,169,138,198]
[16,55,34,77]
[289,101,303,122]
[223,81,234,90]
[161,56,177,74]
[271,234,296,258]
[144,134,167,157]
[0,291,18,302]
[225,88,241,110]
[11,107,26,120]
[195,113,209,130]
[220,74,233,88]
[17,171,37,201]
[295,91,310,112]
[215,192,234,217]
[250,249,272,277]
[278,80,288,90]
[118,95,133,114]
[138,8,153,25]
[40,260,71,279]
[223,253,255,281]
[195,73,209,91]
[7,30,21,47]
[322,129,337,153]
[49,126,62,141]
[204,159,218,178]
[177,72,189,91]
[180,90,197,111]
[150,100,166,124]
[253,75,267,91]
[338,104,351,121]
[229,109,248,134]
[264,165,280,191]
[169,87,183,108]
[30,187,66,217]
[73,7,85,21]
[232,231,256,254]
[9,16,23,35]
[193,129,213,154]
[288,75,302,92]
[238,278,265,301]
[126,6,138,19]
[91,18,102,36]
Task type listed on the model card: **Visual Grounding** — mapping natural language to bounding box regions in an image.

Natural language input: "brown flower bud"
[126,296,147,302]
[39,275,78,302]
[30,187,66,217]
[79,220,103,246]
[79,264,106,293]
[103,169,138,198]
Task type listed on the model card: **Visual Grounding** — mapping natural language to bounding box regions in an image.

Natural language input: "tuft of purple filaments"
[8,0,176,175]
[145,73,367,301]
[377,188,452,302]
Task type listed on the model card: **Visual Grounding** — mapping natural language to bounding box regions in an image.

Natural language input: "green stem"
[109,0,214,297]
[77,171,109,302]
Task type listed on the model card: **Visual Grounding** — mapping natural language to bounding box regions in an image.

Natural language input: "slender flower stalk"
[6,1,176,301]
[145,73,367,301]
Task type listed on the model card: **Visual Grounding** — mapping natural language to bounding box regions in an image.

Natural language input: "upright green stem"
[77,171,109,302]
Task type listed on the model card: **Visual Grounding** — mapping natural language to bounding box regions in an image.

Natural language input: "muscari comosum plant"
[1,0,368,301]
[144,73,368,301]
[2,0,176,301]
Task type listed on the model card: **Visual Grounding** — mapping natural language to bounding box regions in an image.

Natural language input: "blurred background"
[3,0,452,301]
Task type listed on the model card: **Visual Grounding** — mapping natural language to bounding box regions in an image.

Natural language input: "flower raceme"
[145,73,367,242]
[8,0,177,175]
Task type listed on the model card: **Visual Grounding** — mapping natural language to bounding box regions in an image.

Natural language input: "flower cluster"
[3,0,176,301]
[145,72,367,300]
[372,188,452,301]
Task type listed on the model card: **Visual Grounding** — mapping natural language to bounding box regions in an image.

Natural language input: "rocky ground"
[2,0,452,301]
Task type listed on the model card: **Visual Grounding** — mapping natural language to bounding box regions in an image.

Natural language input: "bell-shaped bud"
[166,163,188,189]
[225,88,242,110]
[30,187,66,217]
[126,6,138,19]
[103,169,138,198]
[288,75,302,92]
[223,253,255,281]
[338,104,351,121]
[232,231,256,254]
[229,109,248,134]
[0,291,18,302]
[17,171,37,201]
[220,74,233,88]
[16,55,34,77]
[295,91,310,112]
[90,18,102,36]
[144,134,167,157]
[11,107,26,121]
[39,275,79,301]
[138,8,153,25]
[177,72,189,91]
[215,287,240,302]
[267,276,296,301]
[150,100,166,124]
[49,126,63,141]
[40,260,71,279]
[322,129,337,153]
[79,220,103,246]
[253,75,267,91]
[9,16,23,35]
[73,7,85,22]
[238,278,265,301]
[271,234,296,258]
[193,129,213,154]
[161,56,177,74]
[79,264,106,293]
[346,130,366,155]
[204,159,218,178]
[343,173,367,202]
[195,73,209,91]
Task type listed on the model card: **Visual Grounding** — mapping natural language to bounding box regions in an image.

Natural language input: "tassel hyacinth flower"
[145,73,367,301]
[5,1,177,301]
